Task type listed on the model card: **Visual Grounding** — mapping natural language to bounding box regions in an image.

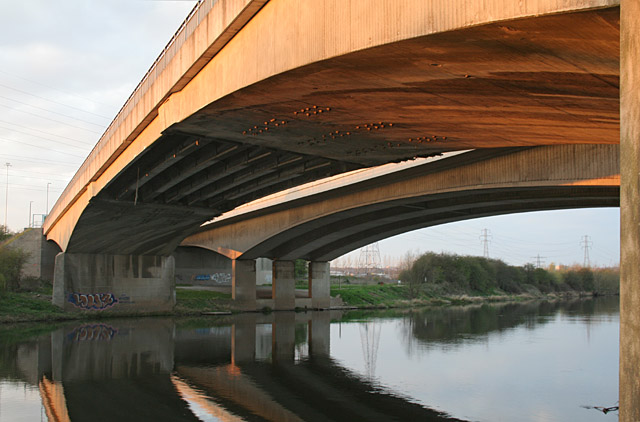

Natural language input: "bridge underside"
[241,185,619,261]
[63,6,618,257]
[174,6,619,163]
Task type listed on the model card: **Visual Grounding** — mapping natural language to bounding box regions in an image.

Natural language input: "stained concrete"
[620,0,639,419]
[1,228,60,284]
[310,261,330,309]
[232,259,256,309]
[272,260,295,310]
[52,253,175,312]
[173,246,231,286]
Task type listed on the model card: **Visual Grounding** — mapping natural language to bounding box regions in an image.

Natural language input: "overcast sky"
[0,1,619,267]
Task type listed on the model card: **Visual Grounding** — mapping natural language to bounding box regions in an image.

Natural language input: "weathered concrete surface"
[232,259,256,309]
[1,228,60,284]
[173,246,231,286]
[310,262,330,309]
[620,0,639,419]
[44,0,620,259]
[273,260,295,310]
[183,145,620,261]
[52,253,175,312]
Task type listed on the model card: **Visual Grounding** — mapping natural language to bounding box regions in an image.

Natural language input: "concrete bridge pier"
[309,311,331,357]
[232,259,257,310]
[309,262,330,309]
[273,260,295,310]
[620,0,640,419]
[52,253,175,312]
[272,313,296,363]
[232,314,258,364]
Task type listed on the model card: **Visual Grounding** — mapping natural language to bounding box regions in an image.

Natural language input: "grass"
[330,284,432,307]
[0,287,71,323]
[174,288,232,315]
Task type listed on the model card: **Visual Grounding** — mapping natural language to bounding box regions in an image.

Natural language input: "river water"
[0,297,619,421]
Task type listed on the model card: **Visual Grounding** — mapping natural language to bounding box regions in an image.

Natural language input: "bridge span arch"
[183,144,619,260]
[181,144,619,308]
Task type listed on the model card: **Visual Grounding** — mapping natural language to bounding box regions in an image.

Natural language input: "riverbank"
[0,284,603,324]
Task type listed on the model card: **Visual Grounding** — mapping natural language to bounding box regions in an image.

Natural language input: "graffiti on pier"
[194,272,231,284]
[68,324,118,342]
[68,292,118,310]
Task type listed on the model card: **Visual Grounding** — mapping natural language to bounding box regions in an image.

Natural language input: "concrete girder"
[111,134,208,200]
[301,188,619,261]
[257,188,618,261]
[184,152,313,205]
[201,157,345,205]
[181,144,619,260]
[140,141,247,202]
[171,153,302,202]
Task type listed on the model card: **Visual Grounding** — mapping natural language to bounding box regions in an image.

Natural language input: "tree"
[294,259,308,280]
[0,225,12,242]
[0,247,28,291]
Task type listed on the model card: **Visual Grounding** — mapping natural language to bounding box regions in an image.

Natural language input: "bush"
[0,248,29,291]
[400,252,611,296]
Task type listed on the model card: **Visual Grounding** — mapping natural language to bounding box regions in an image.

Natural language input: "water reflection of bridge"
[16,312,464,422]
[8,299,621,421]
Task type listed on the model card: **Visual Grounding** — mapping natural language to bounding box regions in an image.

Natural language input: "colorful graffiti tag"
[67,324,118,342]
[68,292,118,310]
[194,273,231,284]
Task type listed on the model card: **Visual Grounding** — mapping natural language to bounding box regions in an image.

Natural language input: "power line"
[0,154,79,167]
[581,235,593,267]
[0,120,94,145]
[357,242,382,275]
[0,103,102,134]
[0,72,116,111]
[0,95,107,127]
[0,137,87,158]
[0,126,92,150]
[480,228,492,258]
[531,254,547,268]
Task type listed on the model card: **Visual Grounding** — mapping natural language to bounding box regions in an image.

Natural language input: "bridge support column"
[620,1,640,419]
[272,260,295,310]
[52,252,175,312]
[309,311,331,357]
[232,259,256,310]
[232,314,257,364]
[272,312,295,362]
[309,261,330,309]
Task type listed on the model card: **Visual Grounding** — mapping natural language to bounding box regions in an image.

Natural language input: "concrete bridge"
[182,144,619,309]
[34,0,640,417]
[42,0,620,312]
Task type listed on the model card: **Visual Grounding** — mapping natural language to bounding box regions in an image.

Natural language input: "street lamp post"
[46,182,51,215]
[4,162,10,229]
[28,201,34,228]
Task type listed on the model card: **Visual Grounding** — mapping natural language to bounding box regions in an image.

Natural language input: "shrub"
[0,248,29,291]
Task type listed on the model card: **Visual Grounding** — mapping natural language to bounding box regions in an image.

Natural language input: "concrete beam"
[620,0,639,419]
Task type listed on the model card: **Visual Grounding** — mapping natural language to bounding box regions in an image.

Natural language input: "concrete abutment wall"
[52,253,175,312]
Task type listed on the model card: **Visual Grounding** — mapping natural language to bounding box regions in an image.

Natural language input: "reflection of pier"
[15,312,464,422]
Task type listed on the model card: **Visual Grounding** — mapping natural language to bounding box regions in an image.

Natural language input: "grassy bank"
[0,284,602,324]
